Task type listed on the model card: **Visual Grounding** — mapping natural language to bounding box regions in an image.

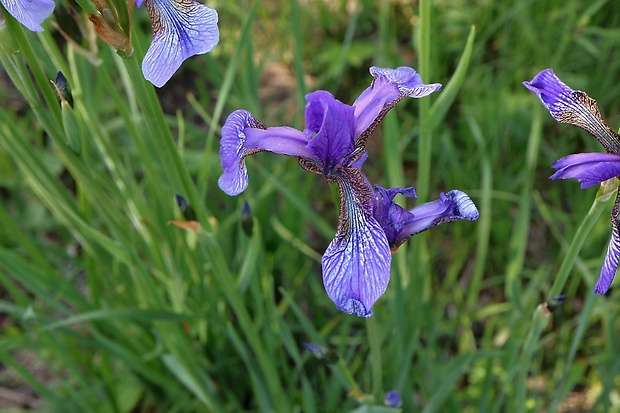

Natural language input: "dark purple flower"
[1,0,55,32]
[524,69,620,294]
[136,0,219,87]
[373,185,479,251]
[218,67,444,317]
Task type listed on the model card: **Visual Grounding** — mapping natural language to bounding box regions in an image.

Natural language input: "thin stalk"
[547,197,608,299]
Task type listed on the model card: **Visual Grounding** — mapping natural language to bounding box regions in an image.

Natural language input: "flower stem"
[547,196,608,299]
[416,0,432,203]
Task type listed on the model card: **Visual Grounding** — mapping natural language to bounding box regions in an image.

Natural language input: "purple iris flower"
[136,0,219,87]
[219,67,477,317]
[524,69,620,294]
[373,185,479,252]
[0,0,55,32]
[383,390,403,408]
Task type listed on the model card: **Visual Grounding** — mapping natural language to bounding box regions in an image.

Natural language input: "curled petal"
[218,111,314,195]
[523,69,620,153]
[550,153,620,189]
[218,110,265,196]
[353,66,441,146]
[375,187,478,251]
[595,194,620,294]
[142,0,219,87]
[369,66,443,97]
[402,190,479,236]
[2,0,55,32]
[304,91,356,172]
[322,168,391,317]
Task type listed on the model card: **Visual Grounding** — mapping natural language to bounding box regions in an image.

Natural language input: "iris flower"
[136,0,219,87]
[0,0,55,32]
[219,66,478,317]
[524,68,620,294]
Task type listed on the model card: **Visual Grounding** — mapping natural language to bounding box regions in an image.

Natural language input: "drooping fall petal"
[142,0,219,87]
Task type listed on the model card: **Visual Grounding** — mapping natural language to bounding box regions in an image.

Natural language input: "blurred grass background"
[1,0,620,411]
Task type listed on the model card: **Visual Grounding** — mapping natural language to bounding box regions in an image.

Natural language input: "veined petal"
[218,111,314,195]
[523,69,620,153]
[370,66,443,97]
[550,152,620,189]
[322,167,391,317]
[1,0,55,32]
[304,91,356,173]
[142,0,219,87]
[218,110,265,196]
[352,66,441,140]
[383,189,478,250]
[594,194,620,294]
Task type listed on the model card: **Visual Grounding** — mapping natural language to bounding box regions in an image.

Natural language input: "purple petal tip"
[2,0,55,32]
[338,299,373,318]
[142,0,219,87]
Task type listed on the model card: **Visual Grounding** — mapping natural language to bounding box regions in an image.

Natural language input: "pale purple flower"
[219,67,468,317]
[1,0,55,32]
[524,69,620,294]
[137,0,219,87]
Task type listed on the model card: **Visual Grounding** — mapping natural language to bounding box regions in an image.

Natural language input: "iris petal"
[142,0,219,87]
[218,110,265,196]
[372,185,417,248]
[244,127,313,157]
[369,66,443,97]
[595,194,620,294]
[1,0,55,32]
[353,66,441,146]
[322,168,391,317]
[380,189,478,250]
[218,111,315,195]
[304,91,356,173]
[523,69,620,153]
[550,153,620,188]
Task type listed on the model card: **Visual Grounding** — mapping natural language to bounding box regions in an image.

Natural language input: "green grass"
[1,0,620,411]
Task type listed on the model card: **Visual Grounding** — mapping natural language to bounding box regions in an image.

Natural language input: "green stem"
[547,197,608,299]
[416,0,432,203]
[366,317,383,397]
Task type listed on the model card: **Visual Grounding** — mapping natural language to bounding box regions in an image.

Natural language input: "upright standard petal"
[523,69,620,153]
[595,195,620,294]
[304,91,356,173]
[142,0,219,87]
[374,186,478,251]
[322,167,391,317]
[353,66,442,140]
[1,0,55,32]
[550,153,620,189]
